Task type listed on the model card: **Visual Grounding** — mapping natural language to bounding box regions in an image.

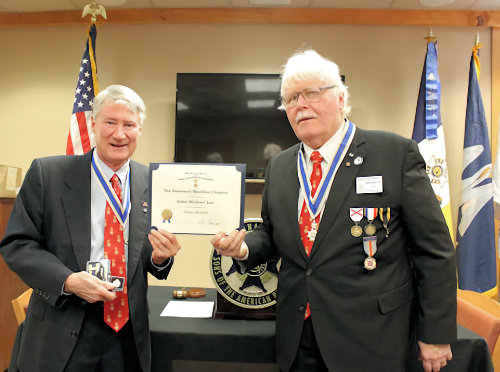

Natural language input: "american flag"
[66,24,99,155]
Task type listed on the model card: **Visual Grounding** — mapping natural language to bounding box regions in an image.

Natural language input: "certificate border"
[148,162,246,234]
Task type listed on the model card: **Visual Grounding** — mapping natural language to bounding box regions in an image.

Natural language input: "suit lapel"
[63,152,92,271]
[127,161,148,285]
[281,145,309,260]
[309,129,367,258]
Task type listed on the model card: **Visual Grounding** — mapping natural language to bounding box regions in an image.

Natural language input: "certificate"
[149,163,245,235]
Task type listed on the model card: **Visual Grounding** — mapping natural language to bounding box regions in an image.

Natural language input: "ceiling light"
[177,102,189,111]
[247,100,276,108]
[245,79,281,92]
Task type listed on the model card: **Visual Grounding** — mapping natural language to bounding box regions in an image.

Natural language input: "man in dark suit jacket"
[211,50,457,372]
[1,85,180,372]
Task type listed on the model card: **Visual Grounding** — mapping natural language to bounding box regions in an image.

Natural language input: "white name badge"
[356,176,383,194]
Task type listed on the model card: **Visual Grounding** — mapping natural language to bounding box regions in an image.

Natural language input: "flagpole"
[81,2,106,94]
[425,27,437,44]
[66,2,106,156]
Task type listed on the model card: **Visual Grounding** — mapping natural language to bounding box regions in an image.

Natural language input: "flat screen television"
[174,73,299,179]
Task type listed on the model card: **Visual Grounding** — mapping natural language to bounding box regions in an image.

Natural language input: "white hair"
[92,85,146,126]
[281,49,351,117]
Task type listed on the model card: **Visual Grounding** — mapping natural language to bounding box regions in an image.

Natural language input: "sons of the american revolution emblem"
[210,218,280,309]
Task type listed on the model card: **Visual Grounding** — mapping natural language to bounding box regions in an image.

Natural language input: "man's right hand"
[210,229,248,260]
[64,271,117,303]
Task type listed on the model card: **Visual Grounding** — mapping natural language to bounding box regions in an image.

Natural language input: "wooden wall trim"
[0,8,500,28]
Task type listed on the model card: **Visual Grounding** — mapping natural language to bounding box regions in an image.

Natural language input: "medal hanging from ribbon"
[364,208,378,236]
[379,207,391,237]
[298,121,356,219]
[363,236,377,271]
[91,155,131,228]
[350,207,363,237]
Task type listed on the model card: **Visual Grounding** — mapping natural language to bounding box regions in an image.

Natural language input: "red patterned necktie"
[104,174,129,332]
[299,150,323,319]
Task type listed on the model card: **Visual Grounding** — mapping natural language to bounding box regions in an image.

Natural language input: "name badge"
[356,176,383,194]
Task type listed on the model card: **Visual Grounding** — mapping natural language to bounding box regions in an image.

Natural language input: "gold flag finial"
[475,32,480,47]
[82,1,107,23]
[425,27,437,43]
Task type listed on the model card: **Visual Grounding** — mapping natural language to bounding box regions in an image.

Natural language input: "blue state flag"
[412,40,454,241]
[456,42,497,296]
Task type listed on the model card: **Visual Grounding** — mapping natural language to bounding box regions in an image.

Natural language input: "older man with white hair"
[211,49,457,372]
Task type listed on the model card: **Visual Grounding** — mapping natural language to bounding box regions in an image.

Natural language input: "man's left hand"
[149,229,181,265]
[418,341,452,372]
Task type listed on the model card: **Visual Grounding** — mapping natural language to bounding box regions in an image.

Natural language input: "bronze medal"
[364,223,376,236]
[351,224,363,237]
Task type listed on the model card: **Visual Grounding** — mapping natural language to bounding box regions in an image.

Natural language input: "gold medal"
[363,208,378,236]
[364,257,377,270]
[162,209,173,223]
[350,208,364,238]
[364,223,376,236]
[351,225,363,237]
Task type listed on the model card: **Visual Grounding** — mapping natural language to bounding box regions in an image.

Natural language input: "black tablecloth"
[149,286,275,371]
[148,286,493,372]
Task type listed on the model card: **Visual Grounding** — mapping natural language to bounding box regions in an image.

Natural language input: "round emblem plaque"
[210,218,280,309]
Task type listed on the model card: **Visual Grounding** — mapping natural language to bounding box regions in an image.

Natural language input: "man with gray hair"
[211,50,456,372]
[1,85,180,371]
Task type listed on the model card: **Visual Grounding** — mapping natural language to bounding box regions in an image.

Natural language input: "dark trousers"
[290,317,328,372]
[64,303,141,372]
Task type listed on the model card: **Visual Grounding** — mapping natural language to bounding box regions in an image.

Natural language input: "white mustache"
[296,112,318,124]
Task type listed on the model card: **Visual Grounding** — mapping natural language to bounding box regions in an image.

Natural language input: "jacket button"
[70,330,78,338]
[306,268,312,276]
[298,305,305,312]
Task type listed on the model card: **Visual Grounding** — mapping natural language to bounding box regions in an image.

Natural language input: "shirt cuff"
[238,242,249,261]
[151,256,172,270]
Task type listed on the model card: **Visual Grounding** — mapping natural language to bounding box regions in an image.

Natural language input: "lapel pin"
[354,156,364,166]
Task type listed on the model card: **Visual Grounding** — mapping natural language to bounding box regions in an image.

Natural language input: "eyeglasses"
[280,85,335,109]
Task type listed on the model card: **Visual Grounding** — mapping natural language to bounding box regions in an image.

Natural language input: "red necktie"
[299,150,323,319]
[104,174,129,332]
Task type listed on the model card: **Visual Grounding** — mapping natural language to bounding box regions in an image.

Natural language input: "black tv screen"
[174,73,299,179]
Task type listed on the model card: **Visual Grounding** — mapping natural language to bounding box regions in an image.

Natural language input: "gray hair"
[92,85,146,126]
[281,49,351,117]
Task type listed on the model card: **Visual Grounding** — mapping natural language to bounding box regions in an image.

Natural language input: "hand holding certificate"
[149,163,245,235]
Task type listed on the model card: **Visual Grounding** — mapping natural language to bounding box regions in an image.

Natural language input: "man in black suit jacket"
[211,50,457,372]
[1,85,180,372]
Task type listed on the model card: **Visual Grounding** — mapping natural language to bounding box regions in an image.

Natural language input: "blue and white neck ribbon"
[298,120,356,219]
[91,154,131,228]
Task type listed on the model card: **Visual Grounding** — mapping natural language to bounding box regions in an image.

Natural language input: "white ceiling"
[1,0,500,13]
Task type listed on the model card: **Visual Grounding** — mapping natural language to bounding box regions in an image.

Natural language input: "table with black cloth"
[148,286,493,372]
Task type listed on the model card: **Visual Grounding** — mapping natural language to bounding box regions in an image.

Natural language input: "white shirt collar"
[301,119,348,166]
[92,149,130,185]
